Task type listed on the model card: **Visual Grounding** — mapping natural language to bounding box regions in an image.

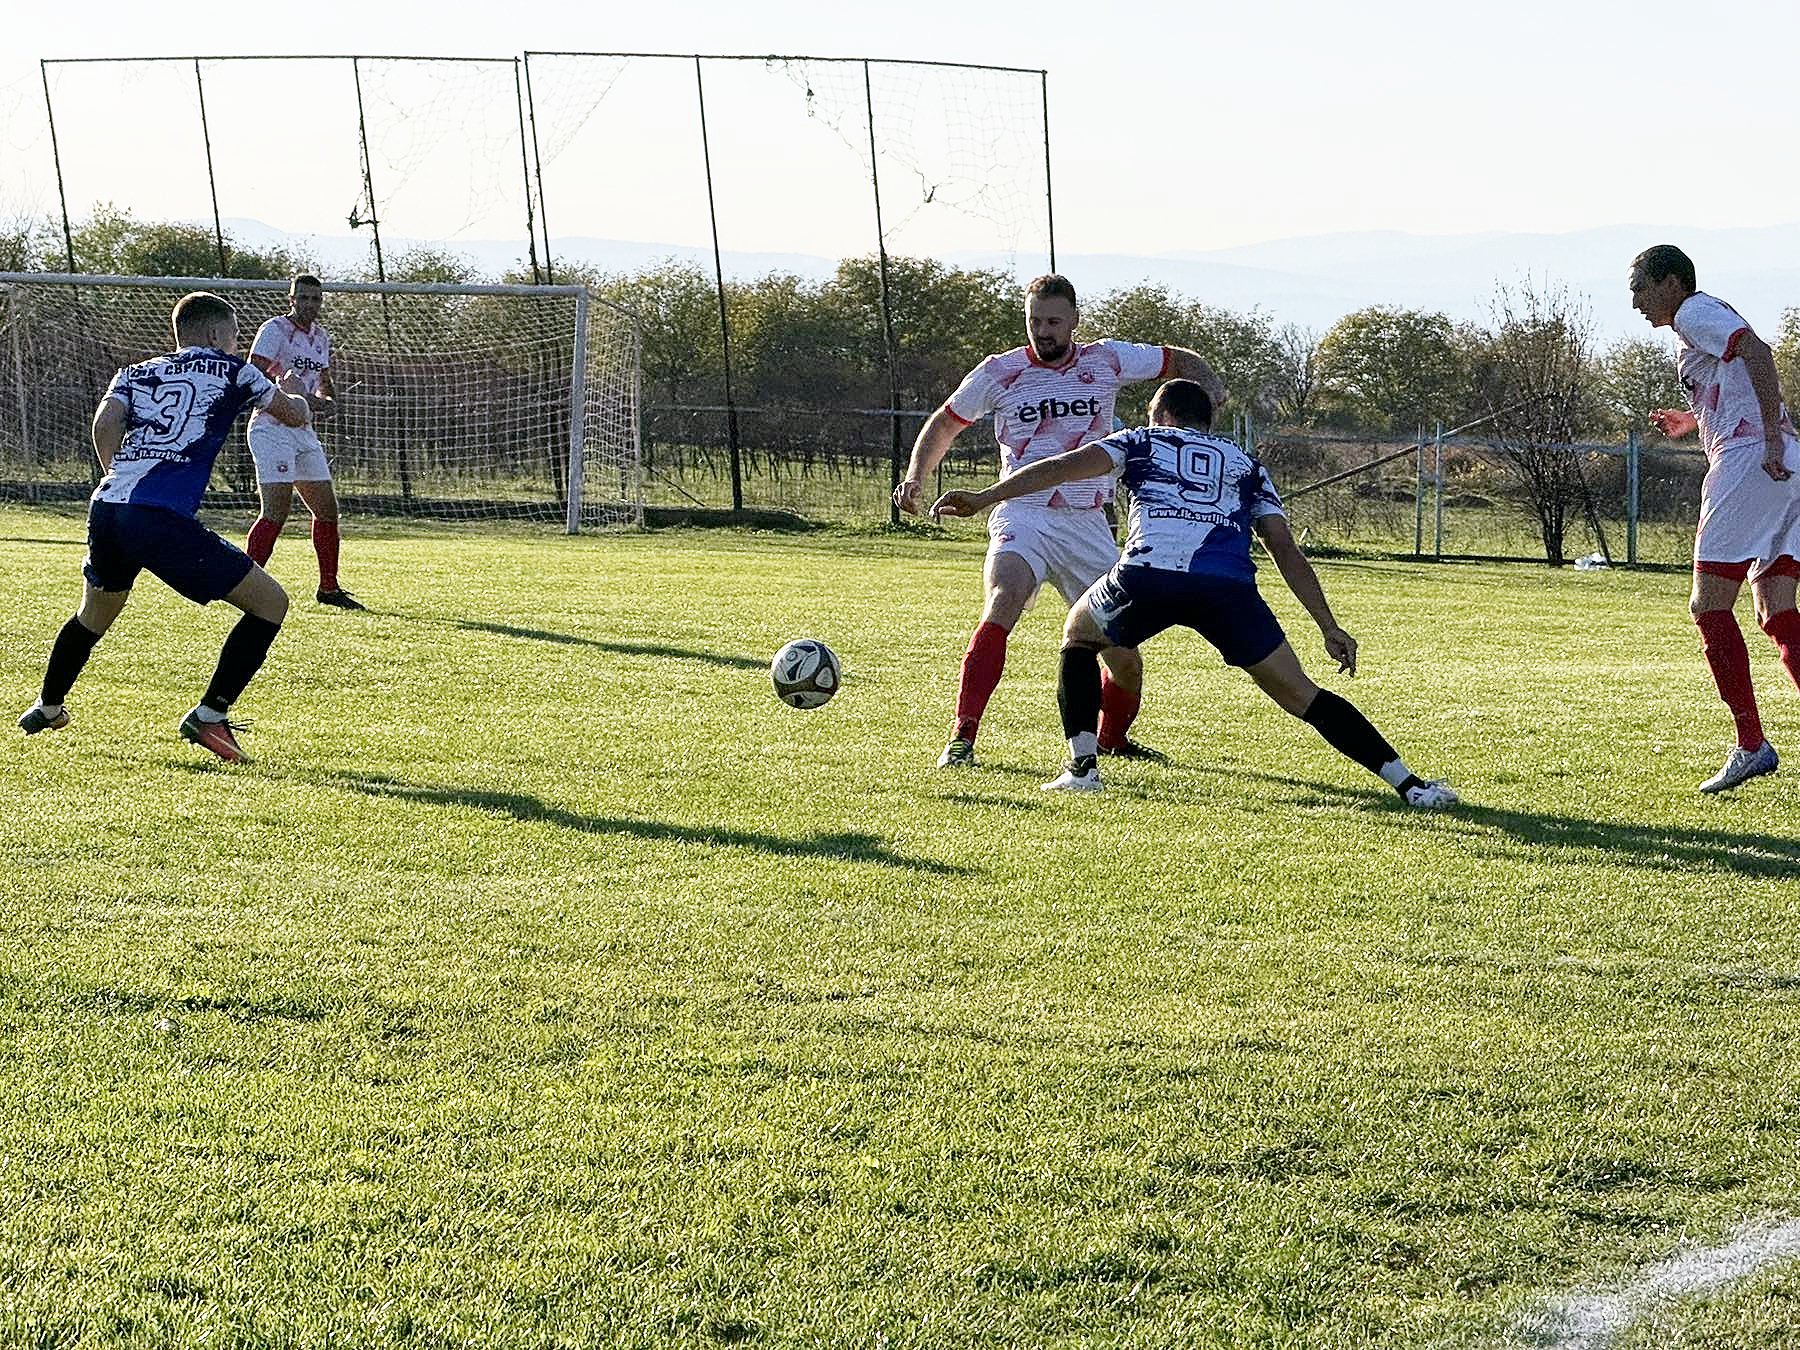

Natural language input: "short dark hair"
[1149,379,1214,430]
[170,291,237,343]
[291,273,323,292]
[1026,273,1078,308]
[1631,244,1696,292]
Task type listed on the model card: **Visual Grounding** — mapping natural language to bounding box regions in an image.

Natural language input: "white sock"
[193,704,228,724]
[35,700,62,718]
[1070,731,1098,761]
[1378,758,1413,789]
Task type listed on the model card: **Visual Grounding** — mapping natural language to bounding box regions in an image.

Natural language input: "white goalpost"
[0,274,642,532]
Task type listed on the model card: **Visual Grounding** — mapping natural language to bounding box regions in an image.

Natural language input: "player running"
[894,273,1226,768]
[17,291,311,762]
[1630,244,1800,792]
[931,378,1458,807]
[245,273,363,609]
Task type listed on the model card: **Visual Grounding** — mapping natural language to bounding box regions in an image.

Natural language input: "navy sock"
[1300,689,1399,776]
[1058,646,1103,744]
[42,616,102,706]
[202,615,282,714]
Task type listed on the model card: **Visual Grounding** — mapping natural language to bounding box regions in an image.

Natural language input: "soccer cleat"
[1098,737,1167,763]
[18,705,70,735]
[178,710,250,764]
[1399,778,1459,810]
[936,737,978,769]
[1042,756,1102,792]
[316,588,367,611]
[1699,740,1778,794]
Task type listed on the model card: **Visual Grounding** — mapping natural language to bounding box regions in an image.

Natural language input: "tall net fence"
[39,57,538,276]
[0,274,640,529]
[524,52,1054,516]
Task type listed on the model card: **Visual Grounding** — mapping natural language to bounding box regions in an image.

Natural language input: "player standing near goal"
[17,291,312,762]
[1630,245,1800,792]
[930,378,1458,807]
[245,274,364,609]
[894,274,1226,768]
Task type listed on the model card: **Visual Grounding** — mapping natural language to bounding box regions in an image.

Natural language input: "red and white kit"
[944,339,1170,600]
[247,315,333,484]
[1675,292,1800,579]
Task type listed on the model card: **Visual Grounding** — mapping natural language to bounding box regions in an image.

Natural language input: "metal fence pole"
[694,58,743,514]
[1040,70,1055,273]
[1626,429,1640,565]
[40,63,76,273]
[1432,421,1445,559]
[1413,429,1425,557]
[512,60,543,285]
[863,60,903,527]
[193,61,229,276]
[522,55,556,285]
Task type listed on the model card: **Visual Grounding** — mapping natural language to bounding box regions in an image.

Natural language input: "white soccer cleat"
[1401,778,1459,810]
[1042,757,1102,793]
[1699,740,1779,794]
[936,738,977,769]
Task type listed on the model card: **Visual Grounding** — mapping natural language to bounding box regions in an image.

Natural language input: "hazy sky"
[6,0,1800,268]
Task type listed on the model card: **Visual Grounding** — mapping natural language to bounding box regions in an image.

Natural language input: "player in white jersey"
[1630,244,1800,792]
[930,379,1457,807]
[245,274,364,609]
[894,274,1226,769]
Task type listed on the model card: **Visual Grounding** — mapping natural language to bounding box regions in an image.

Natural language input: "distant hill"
[223,217,1800,339]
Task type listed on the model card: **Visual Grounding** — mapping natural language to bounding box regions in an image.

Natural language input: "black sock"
[202,614,282,714]
[42,616,103,706]
[1300,689,1399,777]
[1058,646,1103,743]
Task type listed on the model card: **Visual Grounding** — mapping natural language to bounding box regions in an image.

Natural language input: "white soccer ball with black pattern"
[770,638,841,709]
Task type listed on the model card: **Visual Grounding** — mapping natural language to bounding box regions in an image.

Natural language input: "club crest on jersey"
[1016,396,1100,425]
[1078,369,1096,384]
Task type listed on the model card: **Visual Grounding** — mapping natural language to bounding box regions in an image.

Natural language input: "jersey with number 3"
[944,340,1170,508]
[1098,425,1285,581]
[94,346,276,517]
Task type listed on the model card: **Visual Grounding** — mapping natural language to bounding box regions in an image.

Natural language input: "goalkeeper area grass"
[4,503,1800,1348]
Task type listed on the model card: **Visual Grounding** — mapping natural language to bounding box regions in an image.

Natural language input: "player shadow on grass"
[419,617,768,671]
[329,771,968,874]
[1221,767,1800,881]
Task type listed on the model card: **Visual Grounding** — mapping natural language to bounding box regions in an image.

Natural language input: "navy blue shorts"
[84,500,254,605]
[1084,564,1287,668]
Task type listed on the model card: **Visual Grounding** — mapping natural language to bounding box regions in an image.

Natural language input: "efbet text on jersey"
[1015,396,1101,424]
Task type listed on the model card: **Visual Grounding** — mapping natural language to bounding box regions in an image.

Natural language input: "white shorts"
[987,501,1121,606]
[247,418,332,485]
[1694,445,1800,581]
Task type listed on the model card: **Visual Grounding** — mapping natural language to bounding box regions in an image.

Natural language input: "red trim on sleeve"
[1723,327,1752,362]
[941,404,973,428]
[1158,346,1174,379]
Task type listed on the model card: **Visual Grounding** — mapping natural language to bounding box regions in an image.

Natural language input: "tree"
[1316,306,1466,433]
[1272,323,1324,425]
[1474,281,1605,565]
[1774,309,1800,410]
[1082,284,1286,422]
[56,204,307,279]
[1592,337,1685,439]
[590,259,724,410]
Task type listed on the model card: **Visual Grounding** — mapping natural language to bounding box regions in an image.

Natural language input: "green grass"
[4,504,1800,1348]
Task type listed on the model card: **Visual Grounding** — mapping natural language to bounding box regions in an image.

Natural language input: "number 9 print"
[1177,443,1223,506]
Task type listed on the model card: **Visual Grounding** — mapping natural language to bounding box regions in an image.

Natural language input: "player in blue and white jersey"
[18,290,312,762]
[932,378,1457,807]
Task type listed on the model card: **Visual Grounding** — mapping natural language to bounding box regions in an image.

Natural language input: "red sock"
[952,620,1009,744]
[1696,609,1763,750]
[1097,670,1142,749]
[1763,608,1800,692]
[312,519,341,591]
[246,517,280,566]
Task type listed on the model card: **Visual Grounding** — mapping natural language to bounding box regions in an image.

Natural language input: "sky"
[5,0,1800,291]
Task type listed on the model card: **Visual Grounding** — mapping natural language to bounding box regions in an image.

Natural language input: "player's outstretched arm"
[1254,515,1357,675]
[1648,408,1698,439]
[1162,346,1228,411]
[894,408,967,515]
[930,442,1114,520]
[266,379,312,430]
[90,396,126,472]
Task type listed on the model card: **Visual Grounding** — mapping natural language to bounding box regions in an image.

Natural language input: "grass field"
[5,503,1800,1348]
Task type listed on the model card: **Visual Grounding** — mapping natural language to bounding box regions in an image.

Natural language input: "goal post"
[0,273,642,532]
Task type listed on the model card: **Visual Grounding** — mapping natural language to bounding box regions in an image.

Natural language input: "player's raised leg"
[1691,567,1777,792]
[1243,641,1457,809]
[19,584,131,734]
[297,477,362,609]
[940,548,1036,767]
[179,565,289,764]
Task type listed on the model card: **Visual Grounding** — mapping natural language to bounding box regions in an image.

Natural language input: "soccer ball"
[771,638,841,709]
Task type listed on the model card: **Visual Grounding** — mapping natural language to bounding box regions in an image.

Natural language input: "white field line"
[1514,1215,1800,1349]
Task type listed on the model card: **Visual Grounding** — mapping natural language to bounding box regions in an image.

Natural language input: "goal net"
[0,273,641,530]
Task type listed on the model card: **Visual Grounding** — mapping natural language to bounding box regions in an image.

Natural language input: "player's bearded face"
[292,287,323,325]
[1027,297,1077,362]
